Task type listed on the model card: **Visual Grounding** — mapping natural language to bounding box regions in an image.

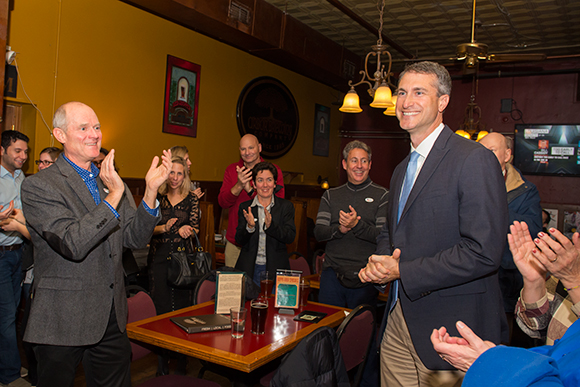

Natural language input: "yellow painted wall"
[8,0,344,185]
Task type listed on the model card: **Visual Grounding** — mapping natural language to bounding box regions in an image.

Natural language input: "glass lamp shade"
[476,130,489,142]
[369,83,394,108]
[383,94,398,116]
[455,130,472,139]
[339,89,363,113]
[321,180,330,190]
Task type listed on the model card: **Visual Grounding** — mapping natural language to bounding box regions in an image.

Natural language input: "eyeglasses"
[35,160,54,166]
[93,160,103,167]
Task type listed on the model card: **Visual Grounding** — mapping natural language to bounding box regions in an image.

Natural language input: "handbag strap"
[189,228,203,252]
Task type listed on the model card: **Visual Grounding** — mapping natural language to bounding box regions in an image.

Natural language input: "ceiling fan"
[421,0,547,75]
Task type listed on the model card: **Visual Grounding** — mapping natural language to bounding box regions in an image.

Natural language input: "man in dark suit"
[359,62,508,387]
[21,102,172,387]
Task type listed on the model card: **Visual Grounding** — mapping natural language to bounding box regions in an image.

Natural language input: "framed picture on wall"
[313,104,330,157]
[162,55,201,137]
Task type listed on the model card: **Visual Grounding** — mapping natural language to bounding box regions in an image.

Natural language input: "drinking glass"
[299,278,311,306]
[230,307,247,339]
[250,297,268,335]
[260,271,274,297]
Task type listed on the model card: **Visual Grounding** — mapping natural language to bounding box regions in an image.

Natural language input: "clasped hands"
[358,248,401,285]
[339,205,360,234]
[0,206,26,233]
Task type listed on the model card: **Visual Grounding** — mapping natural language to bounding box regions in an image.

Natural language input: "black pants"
[33,303,131,387]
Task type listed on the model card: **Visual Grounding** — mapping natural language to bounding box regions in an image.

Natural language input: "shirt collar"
[412,123,445,160]
[63,154,100,180]
[251,195,275,209]
[347,177,372,190]
[0,165,22,179]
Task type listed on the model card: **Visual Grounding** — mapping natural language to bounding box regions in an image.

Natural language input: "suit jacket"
[21,156,160,346]
[235,197,296,280]
[378,126,509,370]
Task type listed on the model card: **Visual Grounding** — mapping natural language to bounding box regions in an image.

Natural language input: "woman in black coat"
[235,162,296,284]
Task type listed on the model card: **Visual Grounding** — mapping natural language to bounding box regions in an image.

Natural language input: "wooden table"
[126,300,349,373]
[303,273,390,302]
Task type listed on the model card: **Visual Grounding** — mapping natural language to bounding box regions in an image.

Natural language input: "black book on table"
[170,314,231,334]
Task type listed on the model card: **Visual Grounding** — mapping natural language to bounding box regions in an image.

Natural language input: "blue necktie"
[391,151,419,311]
[397,151,420,223]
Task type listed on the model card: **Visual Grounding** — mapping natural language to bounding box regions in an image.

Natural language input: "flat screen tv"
[513,124,580,177]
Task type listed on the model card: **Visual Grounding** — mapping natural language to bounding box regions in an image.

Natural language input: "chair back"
[289,252,311,276]
[127,291,157,361]
[271,326,350,387]
[198,201,216,269]
[336,304,376,387]
[193,271,216,305]
[288,199,308,257]
[313,249,326,274]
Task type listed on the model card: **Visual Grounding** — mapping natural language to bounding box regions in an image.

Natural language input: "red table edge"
[126,301,349,372]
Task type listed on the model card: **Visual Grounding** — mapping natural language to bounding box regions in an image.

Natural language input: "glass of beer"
[299,277,310,307]
[260,271,274,297]
[250,297,268,335]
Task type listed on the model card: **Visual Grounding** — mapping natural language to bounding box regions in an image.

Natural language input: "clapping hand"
[431,321,496,372]
[264,207,272,229]
[243,206,256,229]
[339,205,360,233]
[178,225,193,239]
[164,218,178,233]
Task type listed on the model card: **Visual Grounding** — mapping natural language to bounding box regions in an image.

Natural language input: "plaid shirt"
[515,276,580,345]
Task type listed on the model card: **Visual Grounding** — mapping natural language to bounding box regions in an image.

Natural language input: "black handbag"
[167,230,212,288]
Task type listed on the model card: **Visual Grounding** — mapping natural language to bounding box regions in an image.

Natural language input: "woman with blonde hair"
[170,145,204,199]
[147,156,199,375]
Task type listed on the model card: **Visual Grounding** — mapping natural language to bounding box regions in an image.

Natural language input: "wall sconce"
[317,176,329,190]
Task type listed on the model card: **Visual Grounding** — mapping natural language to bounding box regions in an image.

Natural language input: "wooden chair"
[288,199,308,258]
[198,201,216,269]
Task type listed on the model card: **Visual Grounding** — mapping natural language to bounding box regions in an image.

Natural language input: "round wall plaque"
[236,77,299,159]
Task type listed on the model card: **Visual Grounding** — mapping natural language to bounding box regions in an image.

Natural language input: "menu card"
[214,271,244,314]
[275,269,301,309]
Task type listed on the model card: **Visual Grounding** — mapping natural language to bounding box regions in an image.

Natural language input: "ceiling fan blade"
[487,53,547,62]
[392,56,457,63]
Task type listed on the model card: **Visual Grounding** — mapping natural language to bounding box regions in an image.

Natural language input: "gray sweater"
[314,178,388,271]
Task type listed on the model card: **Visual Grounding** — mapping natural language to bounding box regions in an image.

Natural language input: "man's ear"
[342,159,347,171]
[53,128,66,145]
[258,143,262,154]
[505,148,512,164]
[438,94,450,113]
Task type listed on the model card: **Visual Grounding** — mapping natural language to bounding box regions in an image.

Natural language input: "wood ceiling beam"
[324,0,414,59]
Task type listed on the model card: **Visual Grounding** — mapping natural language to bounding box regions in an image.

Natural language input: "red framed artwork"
[162,55,201,137]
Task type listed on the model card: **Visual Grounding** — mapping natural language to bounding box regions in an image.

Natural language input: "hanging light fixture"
[456,94,488,141]
[383,94,398,116]
[340,0,395,113]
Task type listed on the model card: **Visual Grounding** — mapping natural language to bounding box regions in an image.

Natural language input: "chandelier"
[455,95,488,141]
[339,0,395,114]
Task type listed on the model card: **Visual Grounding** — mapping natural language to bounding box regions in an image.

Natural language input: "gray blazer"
[21,156,159,346]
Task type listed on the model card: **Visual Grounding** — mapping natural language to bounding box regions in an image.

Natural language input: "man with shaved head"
[479,132,542,343]
[22,101,172,386]
[218,134,285,267]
